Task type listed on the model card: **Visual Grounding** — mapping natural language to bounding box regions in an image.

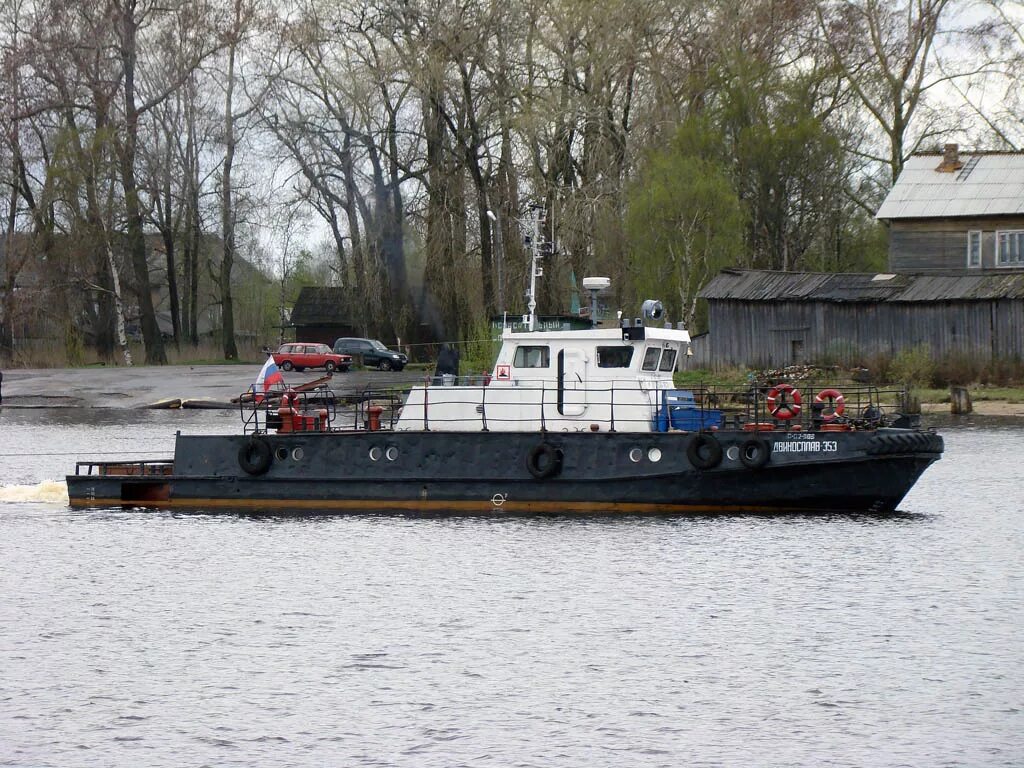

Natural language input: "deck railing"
[237,377,916,435]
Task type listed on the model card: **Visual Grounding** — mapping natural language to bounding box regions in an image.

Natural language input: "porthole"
[369,446,382,462]
[629,447,643,463]
[275,447,289,461]
[647,447,662,463]
[385,446,398,461]
[291,447,304,461]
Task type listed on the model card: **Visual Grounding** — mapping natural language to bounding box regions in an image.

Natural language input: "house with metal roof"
[876,144,1024,272]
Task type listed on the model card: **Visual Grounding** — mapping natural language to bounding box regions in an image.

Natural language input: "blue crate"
[654,390,723,432]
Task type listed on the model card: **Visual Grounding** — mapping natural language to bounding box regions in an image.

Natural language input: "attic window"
[871,274,897,282]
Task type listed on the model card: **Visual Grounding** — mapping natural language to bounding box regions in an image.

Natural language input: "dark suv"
[332,338,408,371]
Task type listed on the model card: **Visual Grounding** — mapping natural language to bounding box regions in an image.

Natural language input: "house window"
[597,346,634,368]
[967,230,981,268]
[997,230,1024,266]
[513,345,549,368]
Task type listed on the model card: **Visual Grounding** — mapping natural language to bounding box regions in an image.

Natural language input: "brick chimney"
[936,143,963,172]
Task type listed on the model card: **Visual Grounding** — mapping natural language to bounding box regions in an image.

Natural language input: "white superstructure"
[396,322,691,433]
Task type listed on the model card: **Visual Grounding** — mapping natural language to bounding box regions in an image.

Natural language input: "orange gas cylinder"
[367,405,383,431]
[277,405,294,433]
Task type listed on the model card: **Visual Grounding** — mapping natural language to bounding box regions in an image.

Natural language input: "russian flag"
[255,356,285,399]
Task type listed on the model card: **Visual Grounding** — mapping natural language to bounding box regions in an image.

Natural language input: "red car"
[273,343,352,373]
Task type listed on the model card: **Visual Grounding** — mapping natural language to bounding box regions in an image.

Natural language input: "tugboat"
[67,297,942,514]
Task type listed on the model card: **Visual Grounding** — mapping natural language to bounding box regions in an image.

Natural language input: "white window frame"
[966,230,982,268]
[996,230,1024,267]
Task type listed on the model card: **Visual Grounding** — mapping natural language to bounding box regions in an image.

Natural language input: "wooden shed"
[289,287,360,346]
[699,269,1024,368]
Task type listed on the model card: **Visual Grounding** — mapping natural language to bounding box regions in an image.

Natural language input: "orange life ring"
[814,388,846,422]
[766,383,802,420]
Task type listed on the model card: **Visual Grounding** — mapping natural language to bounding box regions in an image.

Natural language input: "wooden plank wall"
[889,217,1024,271]
[707,299,1023,368]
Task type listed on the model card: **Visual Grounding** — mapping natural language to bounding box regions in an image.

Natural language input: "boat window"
[597,346,634,368]
[642,347,660,371]
[513,346,550,368]
[659,348,678,372]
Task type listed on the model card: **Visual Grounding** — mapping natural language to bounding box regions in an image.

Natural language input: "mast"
[525,206,544,331]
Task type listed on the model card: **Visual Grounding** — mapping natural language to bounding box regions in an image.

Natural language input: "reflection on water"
[0,408,1022,767]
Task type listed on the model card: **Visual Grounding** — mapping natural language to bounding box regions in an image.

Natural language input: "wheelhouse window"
[642,347,660,371]
[967,230,981,268]
[513,345,550,368]
[658,348,678,372]
[596,346,634,368]
[997,230,1024,266]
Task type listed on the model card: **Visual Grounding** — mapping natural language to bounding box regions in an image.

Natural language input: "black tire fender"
[687,433,723,470]
[526,442,561,479]
[738,437,771,470]
[239,437,273,475]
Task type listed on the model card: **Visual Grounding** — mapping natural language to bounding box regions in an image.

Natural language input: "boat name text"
[774,439,839,453]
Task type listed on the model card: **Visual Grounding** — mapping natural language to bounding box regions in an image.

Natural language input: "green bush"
[889,344,934,389]
[980,356,1024,387]
[933,353,982,386]
[460,318,501,376]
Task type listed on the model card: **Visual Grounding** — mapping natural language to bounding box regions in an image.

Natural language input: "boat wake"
[0,480,70,505]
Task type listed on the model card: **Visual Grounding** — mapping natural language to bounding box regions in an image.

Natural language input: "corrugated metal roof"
[876,152,1024,220]
[700,269,1024,302]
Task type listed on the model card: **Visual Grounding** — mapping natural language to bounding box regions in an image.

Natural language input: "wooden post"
[901,390,921,414]
[950,385,972,415]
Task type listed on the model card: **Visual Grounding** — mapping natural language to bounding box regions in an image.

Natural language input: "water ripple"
[0,412,1022,766]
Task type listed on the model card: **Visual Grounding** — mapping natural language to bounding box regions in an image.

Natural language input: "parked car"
[272,343,352,373]
[332,338,408,371]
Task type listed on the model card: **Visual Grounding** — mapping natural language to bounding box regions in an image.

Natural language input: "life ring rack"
[766,383,802,420]
[814,388,846,422]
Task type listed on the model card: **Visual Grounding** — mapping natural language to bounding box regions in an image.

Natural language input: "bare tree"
[816,0,958,184]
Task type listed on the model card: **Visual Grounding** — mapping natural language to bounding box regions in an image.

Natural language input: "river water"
[0,407,1021,767]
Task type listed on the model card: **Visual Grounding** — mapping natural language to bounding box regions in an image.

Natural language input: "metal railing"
[235,378,917,435]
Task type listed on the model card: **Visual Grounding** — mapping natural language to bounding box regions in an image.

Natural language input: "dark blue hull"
[67,428,943,515]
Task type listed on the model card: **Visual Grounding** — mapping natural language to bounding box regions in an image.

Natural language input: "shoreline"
[2,364,1023,417]
[921,401,1024,417]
